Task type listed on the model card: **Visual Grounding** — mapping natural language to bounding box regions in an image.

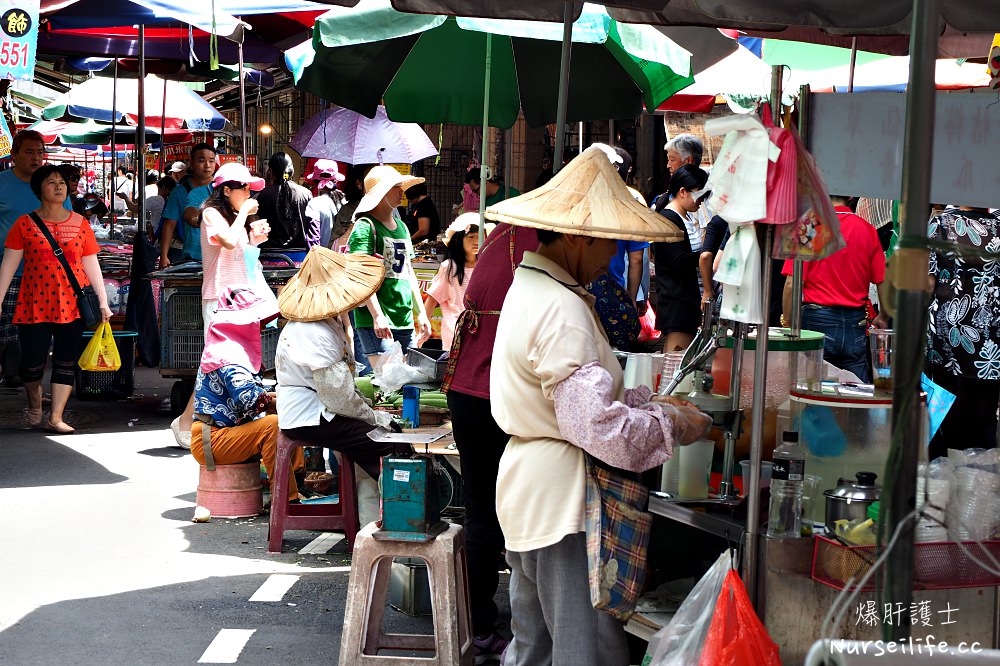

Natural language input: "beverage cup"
[800,474,823,533]
[870,329,894,391]
[660,452,681,495]
[624,353,655,391]
[678,439,714,499]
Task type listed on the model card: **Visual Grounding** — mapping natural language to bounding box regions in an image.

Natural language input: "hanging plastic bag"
[761,126,798,225]
[773,127,845,261]
[703,115,771,225]
[644,550,733,666]
[78,322,121,372]
[718,224,763,324]
[699,569,782,666]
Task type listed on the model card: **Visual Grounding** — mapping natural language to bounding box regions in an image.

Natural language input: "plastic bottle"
[767,431,805,538]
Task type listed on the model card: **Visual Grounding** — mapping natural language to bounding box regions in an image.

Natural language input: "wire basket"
[75,331,137,400]
[811,535,1000,591]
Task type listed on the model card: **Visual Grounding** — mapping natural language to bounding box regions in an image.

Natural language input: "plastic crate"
[811,535,1000,591]
[162,326,281,372]
[162,287,203,330]
[75,331,137,400]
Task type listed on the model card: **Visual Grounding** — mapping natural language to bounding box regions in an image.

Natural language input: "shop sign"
[0,1,38,82]
[217,153,257,173]
[0,110,13,158]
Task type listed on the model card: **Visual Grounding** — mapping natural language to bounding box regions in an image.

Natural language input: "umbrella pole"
[158,78,167,173]
[238,39,248,165]
[478,33,492,248]
[882,0,939,640]
[110,58,119,240]
[848,37,858,93]
[137,25,146,242]
[552,1,574,175]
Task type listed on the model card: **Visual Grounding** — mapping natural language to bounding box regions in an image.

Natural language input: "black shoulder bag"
[28,212,102,329]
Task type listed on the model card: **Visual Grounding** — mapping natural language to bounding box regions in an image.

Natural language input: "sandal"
[45,420,75,434]
[24,408,43,429]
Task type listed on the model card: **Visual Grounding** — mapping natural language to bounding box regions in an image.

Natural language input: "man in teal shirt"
[0,130,73,387]
[158,142,216,267]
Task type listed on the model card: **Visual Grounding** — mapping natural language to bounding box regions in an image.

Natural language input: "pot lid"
[825,471,881,502]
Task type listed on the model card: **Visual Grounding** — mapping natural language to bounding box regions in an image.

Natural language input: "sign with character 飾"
[0,1,37,81]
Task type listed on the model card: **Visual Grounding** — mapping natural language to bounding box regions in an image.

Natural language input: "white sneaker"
[171,416,192,450]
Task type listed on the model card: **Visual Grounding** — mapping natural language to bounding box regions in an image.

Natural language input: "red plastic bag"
[699,570,782,666]
[637,303,661,343]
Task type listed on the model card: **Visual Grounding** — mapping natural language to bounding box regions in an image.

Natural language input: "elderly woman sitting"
[275,247,402,483]
[191,287,303,503]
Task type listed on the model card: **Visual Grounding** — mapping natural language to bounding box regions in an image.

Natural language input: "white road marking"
[299,531,345,554]
[248,574,300,602]
[198,629,256,663]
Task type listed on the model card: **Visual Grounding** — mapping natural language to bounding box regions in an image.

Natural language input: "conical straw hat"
[485,145,685,242]
[278,247,386,322]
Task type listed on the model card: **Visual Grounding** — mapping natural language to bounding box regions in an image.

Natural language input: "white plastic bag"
[718,223,763,324]
[371,340,433,393]
[645,550,734,666]
[703,115,770,225]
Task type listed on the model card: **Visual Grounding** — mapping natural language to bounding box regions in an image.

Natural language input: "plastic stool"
[339,522,473,666]
[268,432,360,553]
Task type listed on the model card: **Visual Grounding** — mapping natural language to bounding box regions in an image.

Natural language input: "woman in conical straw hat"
[275,246,406,484]
[485,146,713,666]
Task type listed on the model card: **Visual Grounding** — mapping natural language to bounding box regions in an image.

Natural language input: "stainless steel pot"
[824,472,880,532]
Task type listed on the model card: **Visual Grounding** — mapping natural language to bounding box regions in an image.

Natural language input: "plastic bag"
[645,550,733,666]
[78,322,121,371]
[772,127,845,261]
[699,569,781,666]
[703,114,770,225]
[718,223,763,324]
[371,340,433,393]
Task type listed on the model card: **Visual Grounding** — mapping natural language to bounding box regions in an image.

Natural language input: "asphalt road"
[0,367,508,665]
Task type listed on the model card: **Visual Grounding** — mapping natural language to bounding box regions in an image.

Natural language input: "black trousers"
[281,415,404,481]
[447,389,510,636]
[926,368,1000,460]
[18,320,84,386]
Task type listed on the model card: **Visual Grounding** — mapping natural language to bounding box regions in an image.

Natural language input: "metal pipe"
[552,1,574,175]
[745,65,785,609]
[719,322,746,499]
[109,58,118,240]
[790,85,811,336]
[608,118,615,144]
[157,78,167,173]
[137,25,146,241]
[883,2,940,639]
[238,39,248,164]
[478,32,493,249]
[504,127,512,200]
[848,37,858,93]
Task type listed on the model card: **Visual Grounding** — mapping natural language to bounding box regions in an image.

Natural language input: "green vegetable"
[355,377,376,401]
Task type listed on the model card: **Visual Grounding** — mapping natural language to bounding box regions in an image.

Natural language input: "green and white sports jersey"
[348,214,415,329]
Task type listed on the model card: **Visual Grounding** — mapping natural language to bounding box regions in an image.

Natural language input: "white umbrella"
[288,105,438,164]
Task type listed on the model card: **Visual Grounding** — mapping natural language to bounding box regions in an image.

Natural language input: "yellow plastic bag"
[78,322,121,371]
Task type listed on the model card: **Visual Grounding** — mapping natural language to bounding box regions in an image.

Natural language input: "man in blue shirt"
[0,130,72,387]
[158,142,216,267]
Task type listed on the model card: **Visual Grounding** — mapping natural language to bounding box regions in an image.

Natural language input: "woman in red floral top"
[0,165,111,433]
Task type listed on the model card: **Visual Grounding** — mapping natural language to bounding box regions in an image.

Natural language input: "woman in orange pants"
[190,287,303,502]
